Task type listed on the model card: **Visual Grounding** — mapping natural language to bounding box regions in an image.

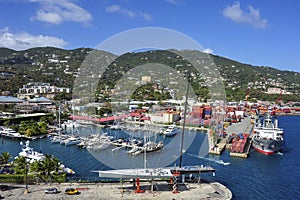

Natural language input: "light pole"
[24,158,29,194]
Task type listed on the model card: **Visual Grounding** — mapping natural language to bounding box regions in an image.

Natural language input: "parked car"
[65,188,80,195]
[0,185,9,191]
[45,187,59,194]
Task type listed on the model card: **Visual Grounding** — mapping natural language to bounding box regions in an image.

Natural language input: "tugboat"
[252,112,284,155]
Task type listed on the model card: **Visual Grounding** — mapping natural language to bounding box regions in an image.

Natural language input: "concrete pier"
[0,181,232,200]
[225,116,253,135]
[209,116,254,157]
[226,116,254,158]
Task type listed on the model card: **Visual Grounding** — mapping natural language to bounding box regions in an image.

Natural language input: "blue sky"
[0,0,299,72]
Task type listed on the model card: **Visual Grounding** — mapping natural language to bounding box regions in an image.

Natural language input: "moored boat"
[0,126,23,139]
[64,136,81,146]
[16,140,75,174]
[163,124,180,136]
[252,112,284,155]
[17,141,44,163]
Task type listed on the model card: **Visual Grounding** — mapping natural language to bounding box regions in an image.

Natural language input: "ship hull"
[252,138,284,155]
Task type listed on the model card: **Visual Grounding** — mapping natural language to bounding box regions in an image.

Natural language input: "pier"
[209,116,254,158]
[0,181,232,200]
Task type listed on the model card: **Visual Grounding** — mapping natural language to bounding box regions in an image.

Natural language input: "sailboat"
[93,72,215,186]
[50,106,64,144]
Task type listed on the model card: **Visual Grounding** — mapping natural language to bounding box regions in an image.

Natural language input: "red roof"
[70,114,130,123]
[140,116,150,121]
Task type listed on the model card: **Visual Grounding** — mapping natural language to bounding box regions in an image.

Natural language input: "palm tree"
[13,156,26,174]
[32,154,61,183]
[0,152,11,165]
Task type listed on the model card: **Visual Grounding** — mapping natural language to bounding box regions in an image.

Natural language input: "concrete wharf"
[0,181,232,200]
[227,116,254,158]
[225,116,253,136]
[209,116,254,157]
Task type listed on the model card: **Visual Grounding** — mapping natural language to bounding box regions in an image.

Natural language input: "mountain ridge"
[0,47,299,102]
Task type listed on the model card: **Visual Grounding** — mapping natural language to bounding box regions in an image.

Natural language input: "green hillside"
[0,47,299,103]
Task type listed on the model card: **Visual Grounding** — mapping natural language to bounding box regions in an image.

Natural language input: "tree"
[13,156,27,174]
[30,154,61,183]
[0,152,11,165]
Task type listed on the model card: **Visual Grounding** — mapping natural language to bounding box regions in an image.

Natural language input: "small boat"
[83,133,112,150]
[95,142,111,150]
[111,146,123,152]
[77,140,88,148]
[64,136,81,146]
[144,141,164,153]
[76,120,95,127]
[110,121,122,130]
[60,164,76,175]
[62,120,79,129]
[163,124,180,136]
[0,126,23,139]
[50,135,63,144]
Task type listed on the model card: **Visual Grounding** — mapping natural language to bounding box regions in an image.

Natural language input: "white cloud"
[165,0,183,5]
[106,4,152,21]
[34,10,63,25]
[203,48,214,54]
[105,4,121,13]
[140,12,152,21]
[29,0,92,25]
[223,1,268,29]
[0,27,68,50]
[106,4,135,18]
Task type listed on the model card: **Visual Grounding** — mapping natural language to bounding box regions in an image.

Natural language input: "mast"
[179,71,191,168]
[58,105,61,136]
[72,102,75,135]
[144,133,147,169]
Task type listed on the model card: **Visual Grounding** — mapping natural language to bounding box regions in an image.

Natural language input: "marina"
[0,115,300,199]
[0,3,300,199]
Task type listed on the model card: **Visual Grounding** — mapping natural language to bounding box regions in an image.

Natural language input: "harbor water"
[1,116,300,199]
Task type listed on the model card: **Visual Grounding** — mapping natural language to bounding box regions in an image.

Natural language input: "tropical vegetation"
[0,152,11,166]
[0,47,299,103]
[10,154,65,183]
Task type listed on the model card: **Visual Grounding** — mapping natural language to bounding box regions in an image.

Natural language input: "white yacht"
[64,136,81,146]
[163,124,180,136]
[0,126,23,139]
[16,141,75,174]
[62,120,79,129]
[18,141,44,163]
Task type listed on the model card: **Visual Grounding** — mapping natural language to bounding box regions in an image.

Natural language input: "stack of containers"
[204,106,212,119]
[191,106,204,119]
[231,133,249,153]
